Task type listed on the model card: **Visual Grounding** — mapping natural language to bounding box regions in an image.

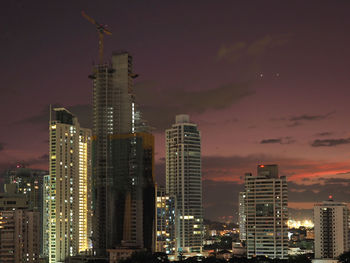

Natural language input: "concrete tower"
[91,52,134,254]
[49,108,92,262]
[245,165,288,259]
[166,114,203,255]
[314,197,350,260]
[91,52,155,255]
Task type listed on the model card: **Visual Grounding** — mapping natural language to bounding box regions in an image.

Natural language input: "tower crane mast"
[82,11,112,64]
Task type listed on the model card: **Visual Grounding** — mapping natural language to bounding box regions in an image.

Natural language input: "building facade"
[109,132,155,250]
[91,52,134,254]
[91,52,155,255]
[49,108,92,262]
[0,210,40,263]
[314,198,350,259]
[245,165,288,259]
[166,114,203,254]
[4,166,48,256]
[0,184,40,263]
[43,175,50,258]
[155,185,177,255]
[238,191,247,241]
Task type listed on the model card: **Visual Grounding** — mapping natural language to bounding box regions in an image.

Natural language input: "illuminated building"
[91,52,155,255]
[166,114,203,254]
[43,175,50,258]
[0,184,40,263]
[155,186,177,255]
[4,166,47,256]
[238,191,247,241]
[314,197,349,259]
[245,165,288,259]
[49,108,92,262]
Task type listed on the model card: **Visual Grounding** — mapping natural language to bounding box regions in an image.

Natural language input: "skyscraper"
[244,165,288,259]
[314,197,350,259]
[91,52,155,254]
[49,108,92,262]
[238,191,247,241]
[166,114,203,254]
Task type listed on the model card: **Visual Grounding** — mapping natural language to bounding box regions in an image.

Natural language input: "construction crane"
[82,11,112,64]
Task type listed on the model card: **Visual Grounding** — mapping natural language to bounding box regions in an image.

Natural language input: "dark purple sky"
[1,0,350,221]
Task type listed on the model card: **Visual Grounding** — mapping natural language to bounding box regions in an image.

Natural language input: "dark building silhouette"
[91,52,155,255]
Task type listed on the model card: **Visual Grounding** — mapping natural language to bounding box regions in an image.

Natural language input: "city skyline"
[1,1,350,221]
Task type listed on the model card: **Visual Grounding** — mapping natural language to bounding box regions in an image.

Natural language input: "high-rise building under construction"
[91,52,155,255]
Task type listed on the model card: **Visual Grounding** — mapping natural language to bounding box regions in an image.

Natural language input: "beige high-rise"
[49,108,92,262]
[245,165,288,259]
[314,198,349,259]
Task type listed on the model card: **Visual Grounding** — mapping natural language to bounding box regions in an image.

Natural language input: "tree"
[338,251,350,263]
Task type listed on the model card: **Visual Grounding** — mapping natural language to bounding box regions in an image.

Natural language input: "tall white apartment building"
[49,108,92,262]
[314,197,350,260]
[238,191,247,241]
[245,165,288,259]
[166,114,203,254]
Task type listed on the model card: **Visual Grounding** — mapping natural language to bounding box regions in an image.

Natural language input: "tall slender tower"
[49,108,92,262]
[314,197,350,259]
[245,165,288,259]
[166,114,203,254]
[91,52,133,254]
[91,52,155,254]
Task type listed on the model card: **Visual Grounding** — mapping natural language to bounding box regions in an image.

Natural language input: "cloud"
[135,81,254,131]
[0,153,49,176]
[320,177,350,184]
[0,143,4,152]
[260,137,295,145]
[14,154,49,168]
[315,132,333,137]
[274,112,335,127]
[288,181,350,203]
[217,34,291,62]
[18,81,253,133]
[311,138,350,147]
[290,112,334,122]
[217,42,246,61]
